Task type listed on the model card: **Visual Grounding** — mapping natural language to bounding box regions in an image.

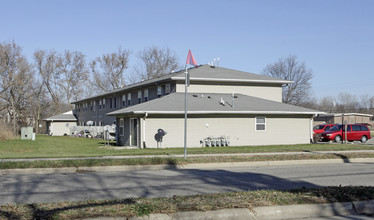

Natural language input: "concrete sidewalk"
[83,200,374,220]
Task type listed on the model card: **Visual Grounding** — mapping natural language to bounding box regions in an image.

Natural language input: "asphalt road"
[1,162,374,205]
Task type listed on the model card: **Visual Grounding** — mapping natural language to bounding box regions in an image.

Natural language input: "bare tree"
[336,92,359,112]
[318,96,337,113]
[34,50,62,111]
[262,55,314,106]
[134,46,180,82]
[90,47,130,93]
[58,50,89,106]
[0,41,34,135]
[34,49,89,112]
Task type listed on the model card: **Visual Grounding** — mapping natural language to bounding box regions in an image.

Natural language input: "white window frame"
[138,90,142,103]
[122,94,126,107]
[255,117,266,131]
[93,100,96,111]
[102,98,106,109]
[127,93,131,106]
[144,89,149,102]
[165,84,170,94]
[119,118,124,136]
[157,86,162,96]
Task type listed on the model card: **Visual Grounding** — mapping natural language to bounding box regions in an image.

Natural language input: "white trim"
[171,77,293,84]
[119,118,124,136]
[120,110,324,115]
[255,117,266,131]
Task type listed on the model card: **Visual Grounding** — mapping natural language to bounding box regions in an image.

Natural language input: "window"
[119,118,124,136]
[93,100,96,111]
[157,86,162,97]
[114,97,117,108]
[102,98,106,109]
[122,94,126,107]
[165,84,170,94]
[127,93,131,106]
[99,100,102,110]
[144,89,148,102]
[255,117,266,131]
[109,98,113,109]
[138,91,142,103]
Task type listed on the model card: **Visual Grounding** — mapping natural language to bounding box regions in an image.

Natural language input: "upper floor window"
[114,97,117,108]
[99,100,102,110]
[127,93,131,106]
[165,84,170,94]
[138,91,142,103]
[255,117,266,131]
[122,94,126,107]
[102,98,106,109]
[144,89,149,102]
[157,86,162,97]
[109,98,113,109]
[93,100,96,111]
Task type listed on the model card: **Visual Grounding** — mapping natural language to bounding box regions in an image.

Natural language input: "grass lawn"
[1,135,374,159]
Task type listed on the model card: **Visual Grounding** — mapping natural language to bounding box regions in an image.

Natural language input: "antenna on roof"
[210,57,220,67]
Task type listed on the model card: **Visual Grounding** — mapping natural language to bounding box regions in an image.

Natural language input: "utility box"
[21,127,33,140]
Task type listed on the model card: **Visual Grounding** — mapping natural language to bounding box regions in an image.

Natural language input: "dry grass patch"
[1,186,373,220]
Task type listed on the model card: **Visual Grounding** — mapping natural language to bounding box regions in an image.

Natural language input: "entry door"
[130,118,138,146]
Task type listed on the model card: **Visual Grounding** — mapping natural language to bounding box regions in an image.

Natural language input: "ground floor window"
[255,117,266,131]
[119,118,124,136]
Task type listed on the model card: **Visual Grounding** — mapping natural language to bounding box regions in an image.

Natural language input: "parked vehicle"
[320,124,371,143]
[313,124,334,137]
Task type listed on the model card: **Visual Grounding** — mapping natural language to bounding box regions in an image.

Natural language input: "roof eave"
[110,110,323,116]
[171,77,293,84]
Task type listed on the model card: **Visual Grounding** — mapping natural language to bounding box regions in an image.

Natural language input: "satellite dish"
[86,121,94,126]
[111,124,116,129]
[104,125,111,132]
[65,123,69,127]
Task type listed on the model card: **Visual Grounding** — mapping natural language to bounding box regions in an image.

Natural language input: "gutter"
[171,77,294,85]
[109,110,325,116]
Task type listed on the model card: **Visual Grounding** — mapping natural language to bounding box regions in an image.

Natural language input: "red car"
[320,124,371,143]
[313,124,334,137]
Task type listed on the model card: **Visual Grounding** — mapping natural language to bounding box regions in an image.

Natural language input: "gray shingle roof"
[44,111,77,121]
[107,92,323,116]
[73,65,292,104]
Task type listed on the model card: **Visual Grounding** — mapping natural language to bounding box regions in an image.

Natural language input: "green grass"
[1,135,374,159]
[1,186,373,220]
[0,152,373,169]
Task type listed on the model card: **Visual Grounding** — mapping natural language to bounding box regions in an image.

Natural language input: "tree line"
[1,41,373,137]
[0,41,181,136]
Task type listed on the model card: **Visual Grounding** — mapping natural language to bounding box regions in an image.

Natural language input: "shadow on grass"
[0,199,136,220]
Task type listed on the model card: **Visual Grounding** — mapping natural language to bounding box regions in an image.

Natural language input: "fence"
[69,125,116,140]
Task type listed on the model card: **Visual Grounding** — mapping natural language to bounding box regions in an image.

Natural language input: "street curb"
[83,200,374,220]
[1,158,374,175]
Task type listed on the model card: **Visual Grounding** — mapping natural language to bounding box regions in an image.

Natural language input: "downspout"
[311,114,317,143]
[142,112,148,148]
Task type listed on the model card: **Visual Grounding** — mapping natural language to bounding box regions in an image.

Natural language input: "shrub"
[0,121,14,140]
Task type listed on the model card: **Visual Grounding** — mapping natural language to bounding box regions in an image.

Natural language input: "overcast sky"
[1,0,373,99]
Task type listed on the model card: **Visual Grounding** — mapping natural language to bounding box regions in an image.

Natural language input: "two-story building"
[73,65,323,148]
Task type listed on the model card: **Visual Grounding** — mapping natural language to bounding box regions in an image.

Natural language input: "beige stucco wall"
[175,84,282,102]
[49,121,76,136]
[141,115,312,148]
